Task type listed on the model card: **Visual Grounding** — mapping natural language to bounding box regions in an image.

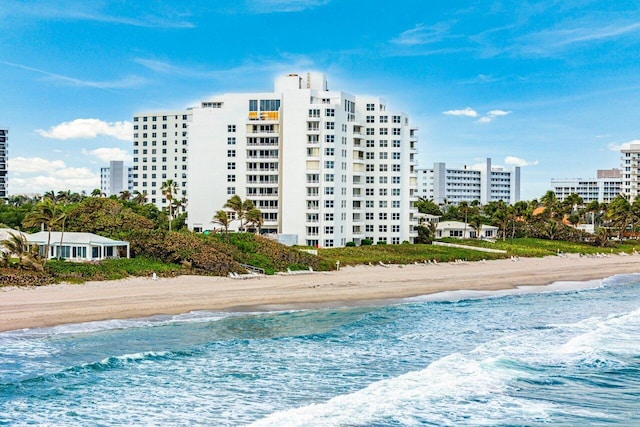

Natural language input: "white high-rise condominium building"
[416,158,520,205]
[0,128,6,200]
[134,72,419,246]
[551,169,621,203]
[100,160,134,197]
[132,111,191,206]
[621,143,640,202]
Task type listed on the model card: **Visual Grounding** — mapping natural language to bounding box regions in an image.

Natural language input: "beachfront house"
[436,221,499,240]
[0,228,29,254]
[26,231,130,261]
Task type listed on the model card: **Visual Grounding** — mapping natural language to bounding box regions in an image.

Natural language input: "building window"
[325,174,334,182]
[392,225,400,233]
[228,125,236,133]
[379,225,387,232]
[366,103,375,111]
[325,147,335,156]
[325,108,335,117]
[325,187,334,195]
[325,161,335,169]
[324,226,334,234]
[366,116,375,123]
[309,109,320,117]
[379,128,388,135]
[227,187,235,195]
[324,240,334,247]
[366,140,375,148]
[365,225,374,232]
[393,115,401,123]
[228,137,236,145]
[227,150,236,157]
[379,164,388,172]
[393,128,401,135]
[380,115,388,123]
[325,135,335,143]
[227,162,236,170]
[325,200,334,208]
[227,175,236,182]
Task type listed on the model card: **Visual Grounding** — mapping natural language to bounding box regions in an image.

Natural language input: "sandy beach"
[1,254,639,332]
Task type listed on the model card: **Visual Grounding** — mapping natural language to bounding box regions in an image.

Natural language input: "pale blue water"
[1,274,640,426]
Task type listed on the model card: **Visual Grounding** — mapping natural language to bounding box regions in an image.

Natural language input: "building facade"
[132,112,190,206]
[0,128,7,200]
[133,72,419,246]
[416,158,520,205]
[100,160,134,197]
[551,169,621,203]
[621,143,640,202]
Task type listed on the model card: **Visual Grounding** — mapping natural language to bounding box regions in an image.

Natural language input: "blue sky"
[2,0,640,199]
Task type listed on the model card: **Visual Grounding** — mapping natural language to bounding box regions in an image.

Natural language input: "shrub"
[345,241,356,247]
[361,238,373,246]
[376,240,387,245]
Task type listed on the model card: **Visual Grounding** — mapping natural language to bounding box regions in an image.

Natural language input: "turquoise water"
[1,274,640,426]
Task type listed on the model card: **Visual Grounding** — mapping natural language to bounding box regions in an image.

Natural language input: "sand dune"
[1,254,639,332]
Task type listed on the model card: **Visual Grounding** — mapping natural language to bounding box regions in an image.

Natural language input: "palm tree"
[245,207,264,234]
[607,195,632,240]
[540,190,559,220]
[119,190,131,201]
[91,188,103,197]
[224,195,246,231]
[55,205,69,260]
[22,198,59,260]
[1,232,43,271]
[161,179,179,231]
[212,210,231,234]
[132,190,148,205]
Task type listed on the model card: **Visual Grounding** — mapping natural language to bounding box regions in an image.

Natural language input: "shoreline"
[1,254,639,332]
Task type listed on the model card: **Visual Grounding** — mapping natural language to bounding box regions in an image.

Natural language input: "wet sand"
[1,254,639,332]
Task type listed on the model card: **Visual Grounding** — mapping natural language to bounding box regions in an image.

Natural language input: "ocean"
[1,274,639,426]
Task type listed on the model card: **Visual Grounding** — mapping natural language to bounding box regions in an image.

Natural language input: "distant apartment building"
[416,158,520,205]
[551,169,621,203]
[621,143,640,202]
[0,128,7,200]
[133,72,419,246]
[131,112,190,205]
[100,160,133,197]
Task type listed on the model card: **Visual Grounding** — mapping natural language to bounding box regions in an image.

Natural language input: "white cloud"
[608,139,640,151]
[82,147,130,162]
[476,109,511,123]
[442,107,478,117]
[246,0,330,13]
[7,157,100,194]
[504,156,538,167]
[9,157,66,174]
[392,22,453,46]
[36,118,133,141]
[0,61,147,90]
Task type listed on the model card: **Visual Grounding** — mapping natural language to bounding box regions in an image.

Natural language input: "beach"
[1,254,639,332]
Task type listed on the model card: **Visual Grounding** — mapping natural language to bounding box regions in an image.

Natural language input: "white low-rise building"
[133,72,419,247]
[27,232,130,261]
[417,158,520,205]
[551,169,621,203]
[435,221,498,239]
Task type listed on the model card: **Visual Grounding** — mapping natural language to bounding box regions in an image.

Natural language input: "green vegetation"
[5,187,640,287]
[318,244,505,267]
[440,237,640,257]
[45,257,183,283]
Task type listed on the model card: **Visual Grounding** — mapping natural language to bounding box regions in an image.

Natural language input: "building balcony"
[248,111,279,122]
